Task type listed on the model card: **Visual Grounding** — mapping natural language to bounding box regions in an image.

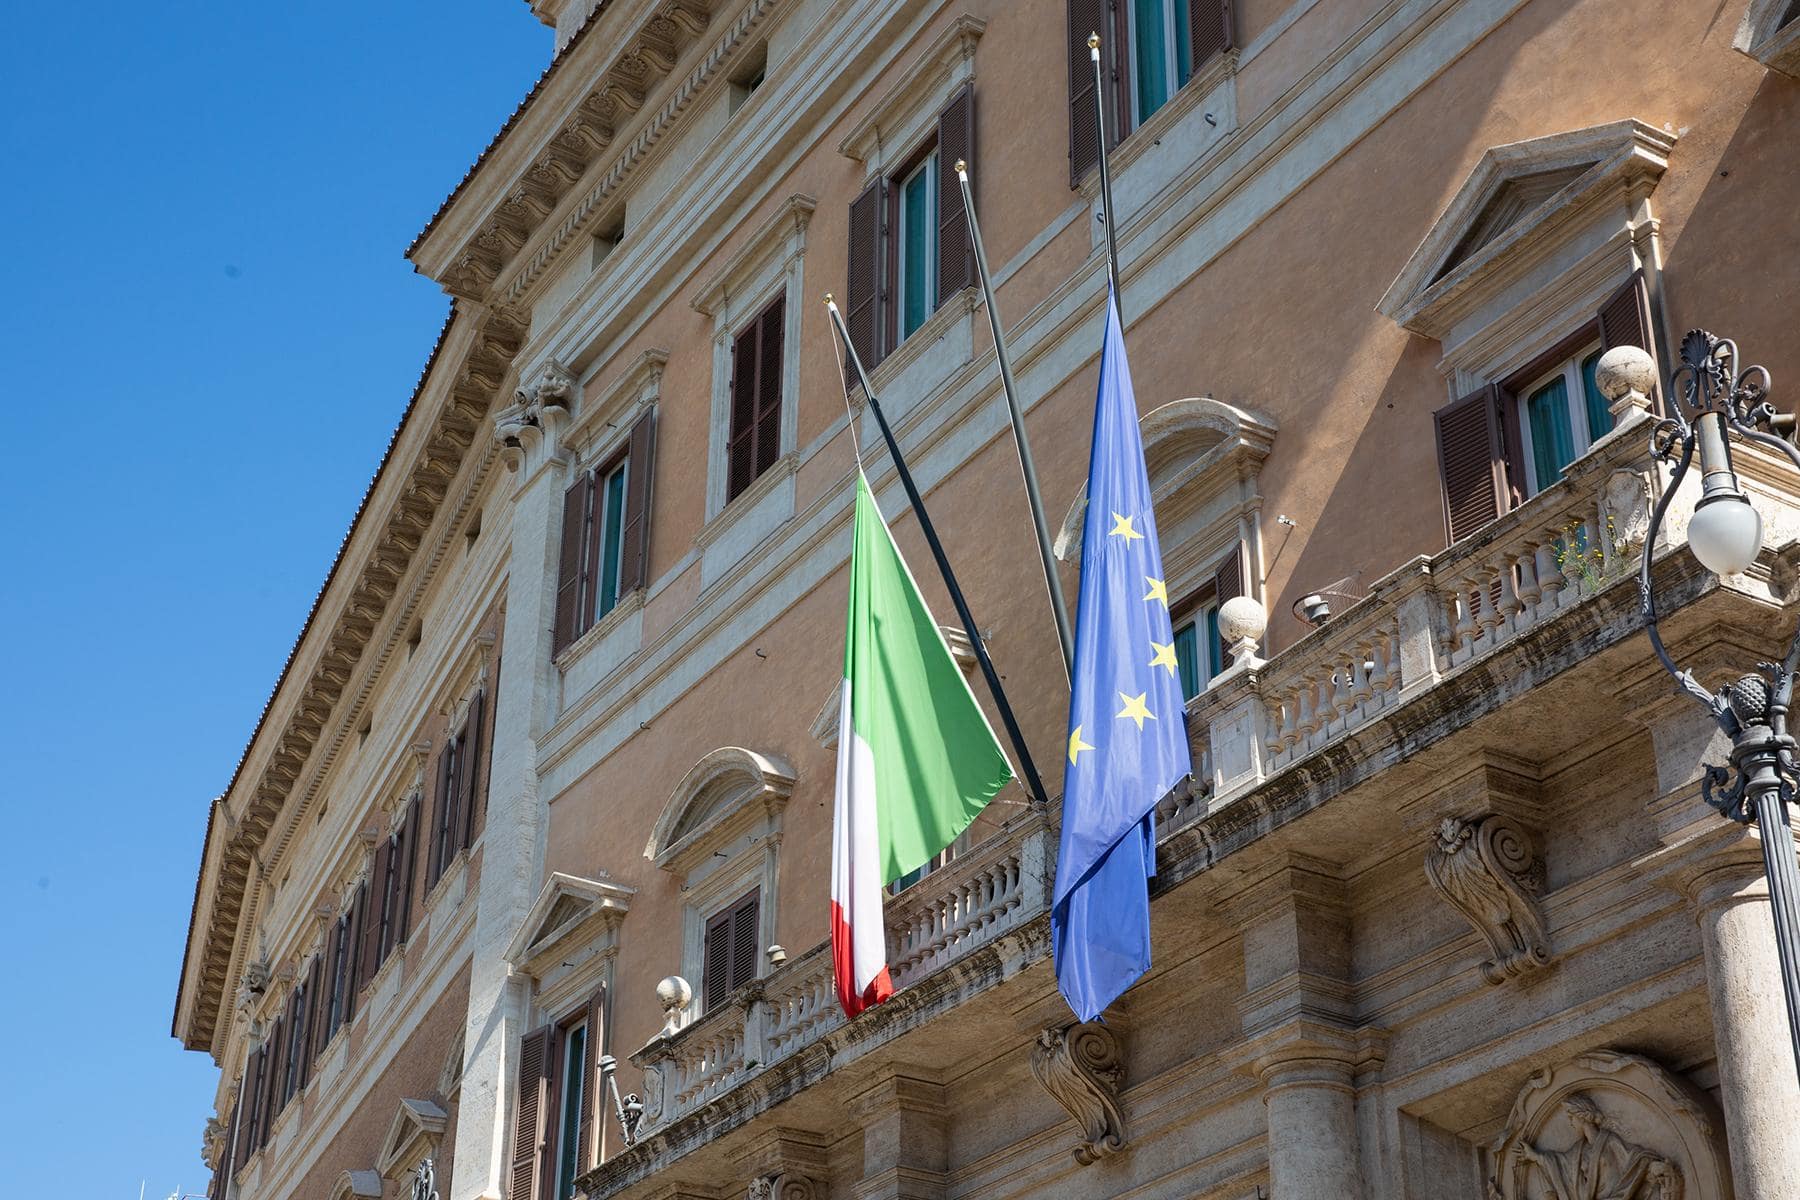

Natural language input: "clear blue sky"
[0,5,542,1195]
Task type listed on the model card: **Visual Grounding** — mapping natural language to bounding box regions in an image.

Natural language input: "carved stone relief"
[747,1174,817,1200]
[1029,1021,1127,1165]
[1425,814,1553,984]
[1489,1051,1730,1200]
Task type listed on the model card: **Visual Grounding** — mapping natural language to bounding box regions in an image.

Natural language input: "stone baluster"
[1350,642,1373,708]
[1494,554,1522,636]
[1452,584,1477,655]
[1534,538,1563,613]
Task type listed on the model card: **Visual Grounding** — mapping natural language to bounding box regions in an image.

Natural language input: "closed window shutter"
[365,843,391,980]
[1597,271,1661,411]
[846,179,885,369]
[1189,0,1234,70]
[727,321,761,501]
[936,85,975,299]
[579,984,607,1172]
[299,956,322,1090]
[1067,0,1107,184]
[430,741,455,887]
[754,299,785,480]
[244,1046,265,1150]
[345,880,368,1021]
[618,409,658,594]
[554,477,589,653]
[461,693,486,852]
[397,795,421,945]
[262,1017,285,1133]
[703,906,733,1013]
[509,1025,558,1200]
[730,891,761,991]
[1212,545,1242,601]
[1434,384,1512,544]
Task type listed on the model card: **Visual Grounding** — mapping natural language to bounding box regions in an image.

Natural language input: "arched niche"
[1054,397,1276,594]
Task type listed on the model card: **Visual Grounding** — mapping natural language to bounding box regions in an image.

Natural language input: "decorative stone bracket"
[747,1174,819,1200]
[1424,814,1553,984]
[493,358,576,472]
[1029,1021,1127,1165]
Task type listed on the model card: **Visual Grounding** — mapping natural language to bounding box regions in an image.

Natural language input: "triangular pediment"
[375,1097,448,1177]
[1378,120,1675,338]
[504,871,636,977]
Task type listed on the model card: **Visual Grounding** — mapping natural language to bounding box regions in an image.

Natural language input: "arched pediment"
[645,747,797,874]
[1056,397,1276,563]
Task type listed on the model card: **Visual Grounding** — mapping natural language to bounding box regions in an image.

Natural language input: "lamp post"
[1636,327,1800,1076]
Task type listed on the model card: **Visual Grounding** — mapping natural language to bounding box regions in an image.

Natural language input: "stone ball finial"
[656,976,691,1036]
[1218,595,1267,669]
[1595,344,1656,408]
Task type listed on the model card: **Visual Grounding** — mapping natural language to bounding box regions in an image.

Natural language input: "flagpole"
[1088,32,1124,306]
[826,296,1051,811]
[954,160,1075,683]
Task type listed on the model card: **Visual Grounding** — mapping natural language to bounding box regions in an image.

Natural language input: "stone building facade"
[175,1,1800,1198]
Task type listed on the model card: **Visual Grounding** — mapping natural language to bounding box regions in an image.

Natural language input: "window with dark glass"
[555,411,656,652]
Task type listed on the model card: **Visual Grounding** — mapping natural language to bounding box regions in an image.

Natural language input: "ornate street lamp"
[1635,328,1800,1074]
[411,1159,439,1200]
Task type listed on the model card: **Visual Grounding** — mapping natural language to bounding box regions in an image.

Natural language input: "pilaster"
[850,1072,948,1200]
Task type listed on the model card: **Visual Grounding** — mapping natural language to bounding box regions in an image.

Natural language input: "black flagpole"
[825,296,1051,811]
[954,159,1075,683]
[1088,32,1124,306]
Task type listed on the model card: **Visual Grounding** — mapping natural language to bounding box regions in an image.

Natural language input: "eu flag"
[1053,288,1193,1022]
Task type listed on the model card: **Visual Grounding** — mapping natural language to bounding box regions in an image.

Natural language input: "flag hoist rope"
[1089,32,1125,306]
[955,160,1075,683]
[825,296,1050,811]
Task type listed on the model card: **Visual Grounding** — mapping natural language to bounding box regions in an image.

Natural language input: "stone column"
[450,372,574,1200]
[1684,846,1800,1196]
[1626,644,1800,1197]
[1228,857,1377,1200]
[852,1072,947,1200]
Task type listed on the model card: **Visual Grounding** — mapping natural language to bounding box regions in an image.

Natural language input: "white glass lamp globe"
[1688,494,1763,576]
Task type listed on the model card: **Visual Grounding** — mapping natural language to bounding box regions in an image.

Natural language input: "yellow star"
[1143,576,1168,606]
[1149,640,1179,676]
[1068,725,1095,765]
[1108,512,1143,542]
[1116,691,1155,730]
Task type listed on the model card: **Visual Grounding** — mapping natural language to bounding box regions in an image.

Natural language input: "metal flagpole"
[825,296,1051,811]
[1088,32,1124,306]
[954,160,1075,683]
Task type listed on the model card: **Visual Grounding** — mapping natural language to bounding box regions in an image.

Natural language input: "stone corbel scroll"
[1425,814,1553,984]
[1029,1021,1127,1165]
[747,1175,817,1200]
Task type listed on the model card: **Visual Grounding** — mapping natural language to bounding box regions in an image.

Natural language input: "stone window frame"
[643,747,795,1020]
[1376,119,1677,399]
[1734,0,1800,78]
[691,196,814,523]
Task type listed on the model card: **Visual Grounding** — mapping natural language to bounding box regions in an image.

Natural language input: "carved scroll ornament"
[747,1174,817,1200]
[1425,814,1552,983]
[1029,1021,1126,1165]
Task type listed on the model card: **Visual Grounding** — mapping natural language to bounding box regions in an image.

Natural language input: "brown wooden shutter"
[846,179,885,370]
[1434,384,1512,545]
[554,477,589,653]
[509,1025,558,1200]
[1212,545,1242,601]
[617,409,658,594]
[936,85,975,299]
[579,984,607,1171]
[397,795,421,945]
[474,667,499,838]
[263,1016,286,1129]
[244,1046,265,1150]
[429,741,454,887]
[727,321,761,501]
[754,298,785,480]
[702,907,733,1013]
[1598,270,1661,410]
[461,693,485,852]
[730,891,761,991]
[345,880,368,1019]
[299,956,322,1090]
[1189,0,1234,70]
[1067,0,1106,185]
[367,840,392,977]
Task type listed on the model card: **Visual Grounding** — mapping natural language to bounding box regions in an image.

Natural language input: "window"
[844,86,973,370]
[1517,346,1612,495]
[553,1019,588,1200]
[555,408,656,653]
[427,689,492,889]
[1067,0,1233,182]
[1171,548,1240,700]
[726,297,787,501]
[324,910,351,1047]
[728,42,767,114]
[1432,273,1659,545]
[702,889,762,1012]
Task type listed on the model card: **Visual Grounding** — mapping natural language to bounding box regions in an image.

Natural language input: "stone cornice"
[173,303,529,1055]
[411,0,784,310]
[836,14,984,168]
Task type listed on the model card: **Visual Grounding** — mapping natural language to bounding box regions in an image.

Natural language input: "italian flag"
[832,472,1014,1017]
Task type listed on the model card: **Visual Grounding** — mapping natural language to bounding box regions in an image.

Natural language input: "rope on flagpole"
[955,160,1075,684]
[825,296,1051,811]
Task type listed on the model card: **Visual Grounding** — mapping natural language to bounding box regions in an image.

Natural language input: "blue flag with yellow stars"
[1053,287,1193,1022]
